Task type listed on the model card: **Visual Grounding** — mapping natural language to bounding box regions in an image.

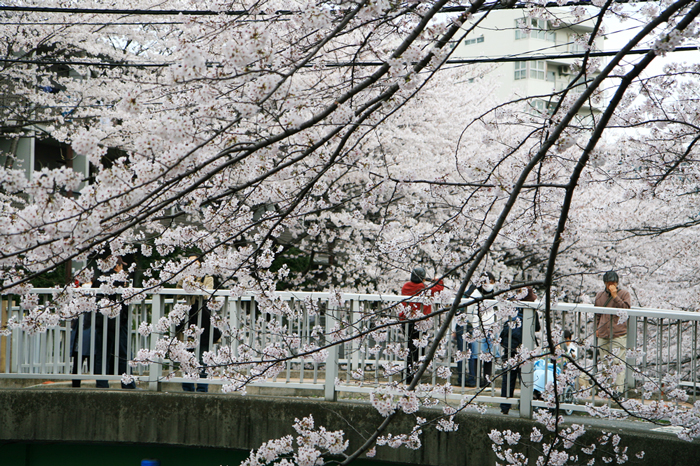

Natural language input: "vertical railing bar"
[400,321,409,386]
[519,307,534,419]
[5,313,11,373]
[63,318,71,375]
[285,312,292,383]
[228,296,239,381]
[101,313,108,379]
[195,295,203,363]
[137,299,146,377]
[344,301,354,383]
[36,296,45,374]
[693,321,698,404]
[591,309,598,406]
[126,302,133,382]
[76,314,84,376]
[348,299,358,375]
[12,296,21,373]
[19,319,26,374]
[114,305,121,381]
[88,312,96,376]
[248,298,256,378]
[324,298,338,401]
[657,319,662,402]
[231,297,240,358]
[625,316,637,393]
[311,301,319,384]
[667,318,672,386]
[39,328,46,374]
[24,318,32,373]
[47,323,54,375]
[489,317,495,397]
[205,296,214,381]
[431,315,438,387]
[148,292,163,391]
[677,320,682,386]
[309,301,317,384]
[506,321,513,404]
[642,317,648,385]
[299,303,305,384]
[359,304,367,385]
[261,295,268,363]
[53,324,61,374]
[377,318,383,385]
[0,295,5,373]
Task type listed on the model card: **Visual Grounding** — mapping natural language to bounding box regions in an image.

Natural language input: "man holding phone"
[594,271,631,396]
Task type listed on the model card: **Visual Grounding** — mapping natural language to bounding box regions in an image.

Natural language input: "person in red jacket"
[400,266,444,384]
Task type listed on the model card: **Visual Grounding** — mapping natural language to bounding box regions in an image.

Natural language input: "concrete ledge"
[1,389,698,465]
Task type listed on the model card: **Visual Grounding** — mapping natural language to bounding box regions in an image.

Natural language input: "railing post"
[148,292,163,391]
[519,306,535,419]
[626,316,637,391]
[324,303,338,401]
[350,299,360,372]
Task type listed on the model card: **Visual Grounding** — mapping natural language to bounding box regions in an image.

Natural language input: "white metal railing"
[2,289,699,419]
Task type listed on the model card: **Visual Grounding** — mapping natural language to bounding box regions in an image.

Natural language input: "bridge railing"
[2,289,699,418]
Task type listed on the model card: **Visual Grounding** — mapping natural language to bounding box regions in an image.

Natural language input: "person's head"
[563,329,573,340]
[114,256,125,272]
[410,266,427,283]
[480,271,496,292]
[521,286,537,302]
[603,270,619,289]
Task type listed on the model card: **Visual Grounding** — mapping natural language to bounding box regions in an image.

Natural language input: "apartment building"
[452,9,606,120]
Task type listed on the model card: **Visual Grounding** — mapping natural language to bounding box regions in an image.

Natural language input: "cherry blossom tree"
[3,0,700,465]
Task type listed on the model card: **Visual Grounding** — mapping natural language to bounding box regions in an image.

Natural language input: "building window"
[529,99,546,113]
[515,61,547,80]
[464,35,484,46]
[530,60,545,80]
[528,99,555,115]
[569,35,588,53]
[516,18,556,42]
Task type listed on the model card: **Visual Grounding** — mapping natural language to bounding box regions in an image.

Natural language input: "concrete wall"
[1,389,698,465]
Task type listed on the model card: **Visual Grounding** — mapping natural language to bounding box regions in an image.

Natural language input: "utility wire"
[0,0,661,17]
[2,46,698,68]
[0,21,185,26]
[0,57,167,67]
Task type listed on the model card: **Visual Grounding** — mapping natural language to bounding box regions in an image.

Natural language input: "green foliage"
[31,263,67,288]
[271,246,311,290]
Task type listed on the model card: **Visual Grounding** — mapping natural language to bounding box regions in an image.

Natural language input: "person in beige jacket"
[594,271,631,395]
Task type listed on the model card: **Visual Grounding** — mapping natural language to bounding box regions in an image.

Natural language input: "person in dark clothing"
[500,286,539,414]
[400,266,444,384]
[176,258,222,392]
[71,255,136,389]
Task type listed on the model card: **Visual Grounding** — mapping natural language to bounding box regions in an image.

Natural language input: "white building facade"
[452,9,607,120]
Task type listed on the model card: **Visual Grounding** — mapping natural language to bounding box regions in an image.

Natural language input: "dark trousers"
[405,322,420,384]
[455,324,476,386]
[182,368,209,392]
[500,351,519,413]
[71,312,135,389]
